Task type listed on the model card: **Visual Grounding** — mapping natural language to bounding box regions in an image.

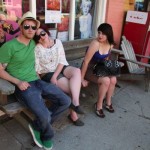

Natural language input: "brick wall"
[105,0,135,48]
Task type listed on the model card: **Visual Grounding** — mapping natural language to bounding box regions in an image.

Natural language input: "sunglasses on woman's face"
[36,30,46,41]
[23,24,37,30]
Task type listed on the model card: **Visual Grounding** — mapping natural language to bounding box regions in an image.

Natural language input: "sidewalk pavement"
[0,80,150,150]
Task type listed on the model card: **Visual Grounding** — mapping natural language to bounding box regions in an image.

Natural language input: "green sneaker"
[28,124,43,148]
[42,139,53,150]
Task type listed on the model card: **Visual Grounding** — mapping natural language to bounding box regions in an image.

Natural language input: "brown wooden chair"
[118,36,150,92]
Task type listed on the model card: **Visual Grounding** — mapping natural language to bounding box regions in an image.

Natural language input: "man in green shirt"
[0,11,71,150]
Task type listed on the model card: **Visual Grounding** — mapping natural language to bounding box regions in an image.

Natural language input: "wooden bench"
[0,38,122,119]
[0,38,93,118]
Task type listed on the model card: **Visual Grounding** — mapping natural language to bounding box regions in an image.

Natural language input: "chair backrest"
[121,36,139,73]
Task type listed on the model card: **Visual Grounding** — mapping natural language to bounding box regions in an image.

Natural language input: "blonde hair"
[80,0,92,9]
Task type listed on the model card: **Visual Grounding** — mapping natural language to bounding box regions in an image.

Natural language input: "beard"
[22,30,35,39]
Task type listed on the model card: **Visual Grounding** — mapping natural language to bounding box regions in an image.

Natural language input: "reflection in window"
[135,0,144,11]
[3,0,13,5]
[62,0,70,13]
[22,0,29,14]
[0,2,20,47]
[1,0,23,21]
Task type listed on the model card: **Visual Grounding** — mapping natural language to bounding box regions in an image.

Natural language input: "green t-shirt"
[0,38,39,82]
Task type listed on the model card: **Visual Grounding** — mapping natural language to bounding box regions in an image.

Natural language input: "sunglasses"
[23,24,37,30]
[36,30,46,41]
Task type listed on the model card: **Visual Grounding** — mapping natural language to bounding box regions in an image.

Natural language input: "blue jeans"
[15,79,71,141]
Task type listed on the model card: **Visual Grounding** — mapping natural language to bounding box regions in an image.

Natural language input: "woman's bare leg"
[57,77,79,121]
[105,76,117,106]
[96,77,110,110]
[63,66,81,106]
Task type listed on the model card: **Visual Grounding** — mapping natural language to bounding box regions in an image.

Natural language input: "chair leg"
[145,68,150,92]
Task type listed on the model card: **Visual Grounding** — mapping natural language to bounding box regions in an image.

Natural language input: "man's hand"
[16,81,31,91]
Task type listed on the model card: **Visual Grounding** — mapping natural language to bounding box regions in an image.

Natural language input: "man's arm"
[0,63,30,90]
[0,63,20,84]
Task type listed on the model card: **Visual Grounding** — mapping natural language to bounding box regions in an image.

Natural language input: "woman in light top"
[34,27,84,126]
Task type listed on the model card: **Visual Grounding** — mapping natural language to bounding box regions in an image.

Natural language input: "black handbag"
[93,59,121,77]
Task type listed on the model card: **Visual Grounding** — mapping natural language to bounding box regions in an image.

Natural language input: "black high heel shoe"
[69,103,85,114]
[68,115,84,126]
[94,102,105,118]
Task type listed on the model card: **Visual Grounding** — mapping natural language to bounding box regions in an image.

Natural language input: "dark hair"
[97,23,115,45]
[33,25,50,44]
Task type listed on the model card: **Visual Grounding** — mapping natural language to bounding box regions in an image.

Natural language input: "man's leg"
[15,80,54,147]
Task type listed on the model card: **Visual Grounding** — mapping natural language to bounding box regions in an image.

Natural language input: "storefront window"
[36,0,96,41]
[135,0,144,11]
[0,0,100,43]
[134,0,149,11]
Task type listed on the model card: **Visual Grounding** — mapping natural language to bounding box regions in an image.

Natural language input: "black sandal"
[67,115,84,126]
[104,104,114,113]
[94,103,105,118]
[69,103,85,114]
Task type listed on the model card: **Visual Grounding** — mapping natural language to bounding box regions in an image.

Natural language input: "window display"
[57,15,69,41]
[75,0,95,39]
[0,0,97,42]
[45,0,61,23]
[47,0,60,11]
[79,0,92,39]
[36,0,70,41]
[57,15,69,32]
